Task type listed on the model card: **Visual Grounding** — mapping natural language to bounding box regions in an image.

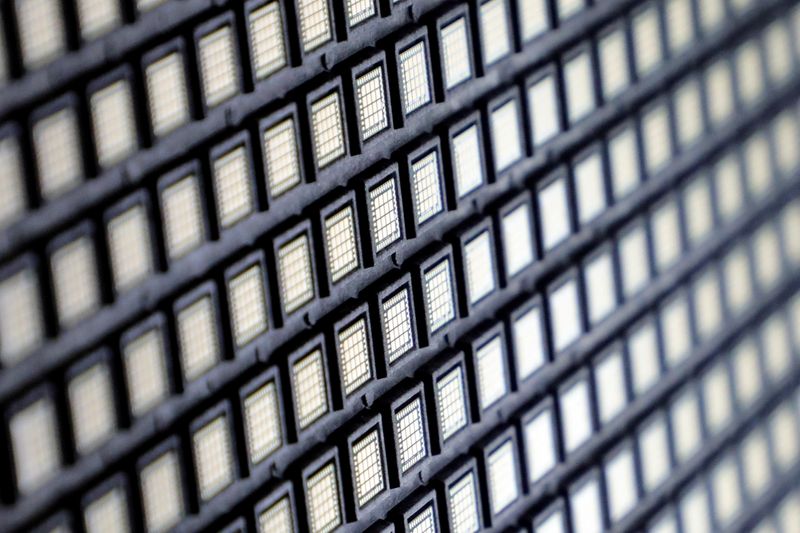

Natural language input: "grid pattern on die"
[258,496,293,533]
[198,26,239,107]
[395,396,427,473]
[277,233,315,314]
[408,504,437,533]
[292,349,329,429]
[347,0,375,26]
[324,205,359,283]
[107,205,154,293]
[176,296,220,382]
[145,53,190,137]
[243,379,282,463]
[424,258,456,333]
[90,80,137,168]
[263,118,302,197]
[68,361,116,455]
[487,439,519,515]
[369,178,402,252]
[75,0,120,40]
[33,108,82,200]
[0,268,44,366]
[9,396,61,495]
[411,151,443,224]
[352,428,385,507]
[480,0,512,66]
[356,66,389,140]
[464,231,496,305]
[501,203,535,277]
[0,137,26,229]
[15,0,65,69]
[476,336,508,410]
[84,487,130,533]
[0,19,6,84]
[399,42,431,114]
[161,173,205,260]
[249,2,287,79]
[381,287,415,363]
[447,471,480,533]
[2,2,800,532]
[123,328,170,417]
[452,125,484,198]
[51,236,100,328]
[436,365,468,441]
[490,99,522,171]
[140,451,184,533]
[512,304,546,381]
[228,264,268,346]
[306,462,341,533]
[441,17,472,89]
[192,415,234,501]
[212,145,254,228]
[297,0,332,52]
[311,92,346,168]
[337,317,372,395]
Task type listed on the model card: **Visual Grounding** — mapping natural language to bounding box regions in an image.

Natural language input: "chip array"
[1,0,800,532]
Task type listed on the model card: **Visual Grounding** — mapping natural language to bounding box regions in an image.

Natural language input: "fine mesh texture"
[1,1,800,532]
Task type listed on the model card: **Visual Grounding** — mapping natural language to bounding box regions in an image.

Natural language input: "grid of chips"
[1,0,800,532]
